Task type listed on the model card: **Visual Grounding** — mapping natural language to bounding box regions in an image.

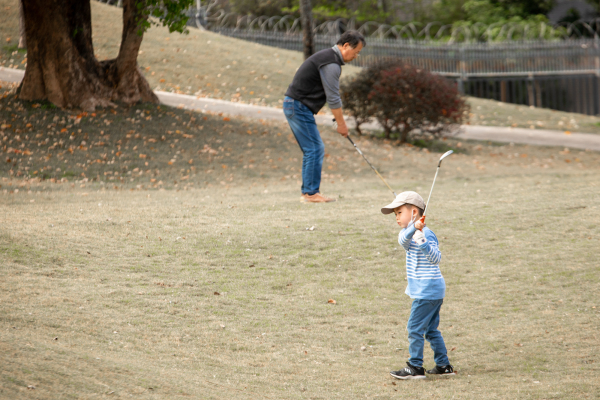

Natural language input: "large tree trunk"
[19,0,158,111]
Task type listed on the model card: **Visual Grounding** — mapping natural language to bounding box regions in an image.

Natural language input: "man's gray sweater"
[318,45,345,110]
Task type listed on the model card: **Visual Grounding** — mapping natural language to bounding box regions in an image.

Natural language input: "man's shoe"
[301,193,336,203]
[390,362,426,380]
[426,364,456,376]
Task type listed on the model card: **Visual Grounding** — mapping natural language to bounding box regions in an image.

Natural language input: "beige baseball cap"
[381,191,425,214]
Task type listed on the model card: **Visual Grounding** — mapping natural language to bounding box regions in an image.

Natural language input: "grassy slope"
[1,0,600,132]
[1,81,600,399]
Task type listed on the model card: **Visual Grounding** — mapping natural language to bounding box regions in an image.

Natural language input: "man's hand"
[336,122,349,137]
[331,108,348,138]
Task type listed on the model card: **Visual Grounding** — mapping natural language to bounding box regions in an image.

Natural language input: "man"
[283,31,365,203]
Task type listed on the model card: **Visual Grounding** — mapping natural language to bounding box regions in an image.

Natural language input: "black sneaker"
[390,362,426,380]
[426,364,456,376]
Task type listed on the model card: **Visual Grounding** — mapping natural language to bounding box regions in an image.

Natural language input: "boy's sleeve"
[417,230,441,265]
[399,225,417,252]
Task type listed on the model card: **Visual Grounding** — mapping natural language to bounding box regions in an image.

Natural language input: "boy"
[381,191,455,380]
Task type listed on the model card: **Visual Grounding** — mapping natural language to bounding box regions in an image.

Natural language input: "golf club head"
[437,150,454,167]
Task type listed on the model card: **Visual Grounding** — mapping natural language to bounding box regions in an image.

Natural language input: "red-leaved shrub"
[341,59,469,143]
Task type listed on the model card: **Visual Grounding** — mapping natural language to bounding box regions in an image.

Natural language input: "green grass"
[1,0,600,132]
[1,83,600,398]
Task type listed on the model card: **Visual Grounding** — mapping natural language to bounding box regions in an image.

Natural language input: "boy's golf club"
[333,119,397,197]
[420,150,454,226]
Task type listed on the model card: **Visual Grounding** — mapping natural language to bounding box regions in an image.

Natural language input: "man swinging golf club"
[283,31,365,203]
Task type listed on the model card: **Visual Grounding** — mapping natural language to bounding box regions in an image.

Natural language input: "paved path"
[3,67,600,151]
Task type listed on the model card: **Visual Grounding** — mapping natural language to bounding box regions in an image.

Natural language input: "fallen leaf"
[249,264,255,268]
[214,291,220,295]
[451,346,456,351]
[328,299,336,304]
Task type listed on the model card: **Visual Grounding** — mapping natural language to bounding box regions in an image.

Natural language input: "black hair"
[336,31,366,48]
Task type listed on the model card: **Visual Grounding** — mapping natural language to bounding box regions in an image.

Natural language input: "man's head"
[336,31,365,62]
[381,191,425,228]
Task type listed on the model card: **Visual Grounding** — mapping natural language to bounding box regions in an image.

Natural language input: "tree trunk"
[18,0,26,49]
[19,0,157,111]
[300,0,314,59]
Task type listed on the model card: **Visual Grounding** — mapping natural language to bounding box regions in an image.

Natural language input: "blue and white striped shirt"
[399,224,445,300]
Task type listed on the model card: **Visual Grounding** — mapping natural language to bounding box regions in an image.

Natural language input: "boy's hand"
[414,218,425,231]
[413,230,427,245]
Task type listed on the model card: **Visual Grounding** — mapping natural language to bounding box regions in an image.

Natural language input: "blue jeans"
[407,299,450,368]
[283,96,324,195]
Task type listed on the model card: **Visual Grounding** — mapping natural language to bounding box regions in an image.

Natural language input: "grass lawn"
[1,0,600,133]
[1,76,600,400]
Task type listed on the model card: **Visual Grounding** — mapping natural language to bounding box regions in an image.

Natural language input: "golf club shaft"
[423,166,440,217]
[421,150,453,223]
[346,136,397,198]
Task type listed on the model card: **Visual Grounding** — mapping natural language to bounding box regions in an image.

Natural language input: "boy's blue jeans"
[283,96,324,195]
[407,299,450,368]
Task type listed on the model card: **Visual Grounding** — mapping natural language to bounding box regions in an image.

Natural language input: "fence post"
[535,80,542,108]
[595,36,600,115]
[459,47,467,96]
[527,74,535,107]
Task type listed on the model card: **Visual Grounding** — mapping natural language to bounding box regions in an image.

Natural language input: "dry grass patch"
[1,86,600,398]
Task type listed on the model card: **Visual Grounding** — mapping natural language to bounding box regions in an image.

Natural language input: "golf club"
[333,119,397,197]
[420,150,454,226]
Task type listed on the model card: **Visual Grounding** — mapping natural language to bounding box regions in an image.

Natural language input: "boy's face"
[394,204,417,228]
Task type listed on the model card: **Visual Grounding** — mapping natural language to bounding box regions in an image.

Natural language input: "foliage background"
[220,0,599,26]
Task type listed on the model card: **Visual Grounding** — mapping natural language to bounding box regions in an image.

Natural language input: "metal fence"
[206,28,600,115]
[463,74,600,115]
[210,28,600,75]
